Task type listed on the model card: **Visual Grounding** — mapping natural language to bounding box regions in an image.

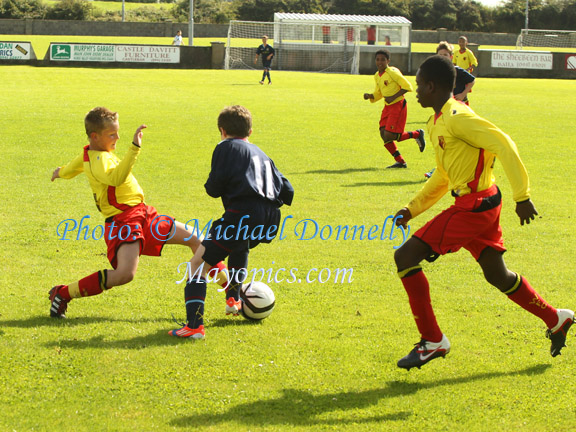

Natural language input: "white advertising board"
[491,51,553,70]
[50,44,180,64]
[0,42,32,60]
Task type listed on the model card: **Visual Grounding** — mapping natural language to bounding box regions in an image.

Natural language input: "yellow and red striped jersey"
[58,144,144,218]
[371,66,413,106]
[406,98,530,218]
[453,48,478,71]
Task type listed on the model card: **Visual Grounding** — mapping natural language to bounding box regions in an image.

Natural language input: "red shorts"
[414,185,506,261]
[379,99,407,133]
[104,203,174,269]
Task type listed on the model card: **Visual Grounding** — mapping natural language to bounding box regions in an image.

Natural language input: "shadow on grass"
[170,364,550,428]
[303,167,381,175]
[343,180,425,187]
[210,318,262,328]
[0,315,171,328]
[34,317,260,350]
[43,329,192,350]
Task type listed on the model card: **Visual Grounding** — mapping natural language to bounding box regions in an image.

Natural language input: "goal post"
[517,29,576,49]
[226,20,360,74]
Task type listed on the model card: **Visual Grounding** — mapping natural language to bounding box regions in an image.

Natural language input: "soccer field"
[0,66,575,431]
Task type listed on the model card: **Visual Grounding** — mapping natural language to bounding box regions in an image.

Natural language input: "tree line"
[1,0,575,33]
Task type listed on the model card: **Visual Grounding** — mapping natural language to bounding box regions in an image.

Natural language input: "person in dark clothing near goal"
[255,35,275,85]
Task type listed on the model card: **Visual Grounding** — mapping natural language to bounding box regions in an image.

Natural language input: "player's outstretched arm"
[394,207,412,229]
[51,167,61,182]
[516,199,538,225]
[133,124,147,147]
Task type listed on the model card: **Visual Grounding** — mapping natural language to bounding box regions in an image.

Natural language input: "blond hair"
[436,41,454,55]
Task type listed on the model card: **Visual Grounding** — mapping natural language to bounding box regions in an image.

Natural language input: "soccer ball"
[240,281,275,320]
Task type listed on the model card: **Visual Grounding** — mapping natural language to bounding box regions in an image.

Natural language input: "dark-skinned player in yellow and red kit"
[392,55,574,370]
[363,49,426,169]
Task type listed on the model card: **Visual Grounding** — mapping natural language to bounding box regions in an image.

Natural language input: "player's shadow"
[303,167,380,175]
[42,328,192,350]
[343,180,425,187]
[209,318,262,328]
[170,364,550,428]
[0,316,168,329]
[38,318,261,350]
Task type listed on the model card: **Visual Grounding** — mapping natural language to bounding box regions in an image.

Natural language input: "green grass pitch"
[0,64,575,431]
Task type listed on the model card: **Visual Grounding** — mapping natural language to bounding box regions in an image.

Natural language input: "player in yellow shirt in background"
[392,55,573,370]
[453,36,478,73]
[49,107,228,320]
[364,49,426,169]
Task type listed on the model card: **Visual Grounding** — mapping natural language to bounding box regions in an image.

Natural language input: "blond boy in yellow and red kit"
[49,107,228,320]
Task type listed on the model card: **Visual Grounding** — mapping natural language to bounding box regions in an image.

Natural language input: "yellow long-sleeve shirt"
[370,66,413,106]
[406,98,530,218]
[453,47,478,71]
[58,144,144,219]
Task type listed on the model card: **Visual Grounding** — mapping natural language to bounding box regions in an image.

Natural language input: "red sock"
[58,285,71,300]
[67,270,107,299]
[384,142,405,163]
[398,130,420,142]
[507,275,558,328]
[400,268,443,342]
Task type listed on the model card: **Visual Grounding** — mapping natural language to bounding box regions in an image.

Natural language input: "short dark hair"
[218,105,252,138]
[418,55,456,92]
[375,49,390,60]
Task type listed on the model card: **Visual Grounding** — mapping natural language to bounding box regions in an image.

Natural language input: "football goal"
[225,20,361,74]
[517,29,576,49]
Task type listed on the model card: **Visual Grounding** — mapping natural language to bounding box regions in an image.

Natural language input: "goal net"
[517,29,576,49]
[225,20,360,74]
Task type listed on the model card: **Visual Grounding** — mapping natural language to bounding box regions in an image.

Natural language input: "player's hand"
[267,54,272,60]
[384,95,396,104]
[394,207,412,229]
[51,167,61,182]
[454,92,465,101]
[133,124,147,147]
[363,93,373,100]
[516,199,538,225]
[254,58,258,64]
